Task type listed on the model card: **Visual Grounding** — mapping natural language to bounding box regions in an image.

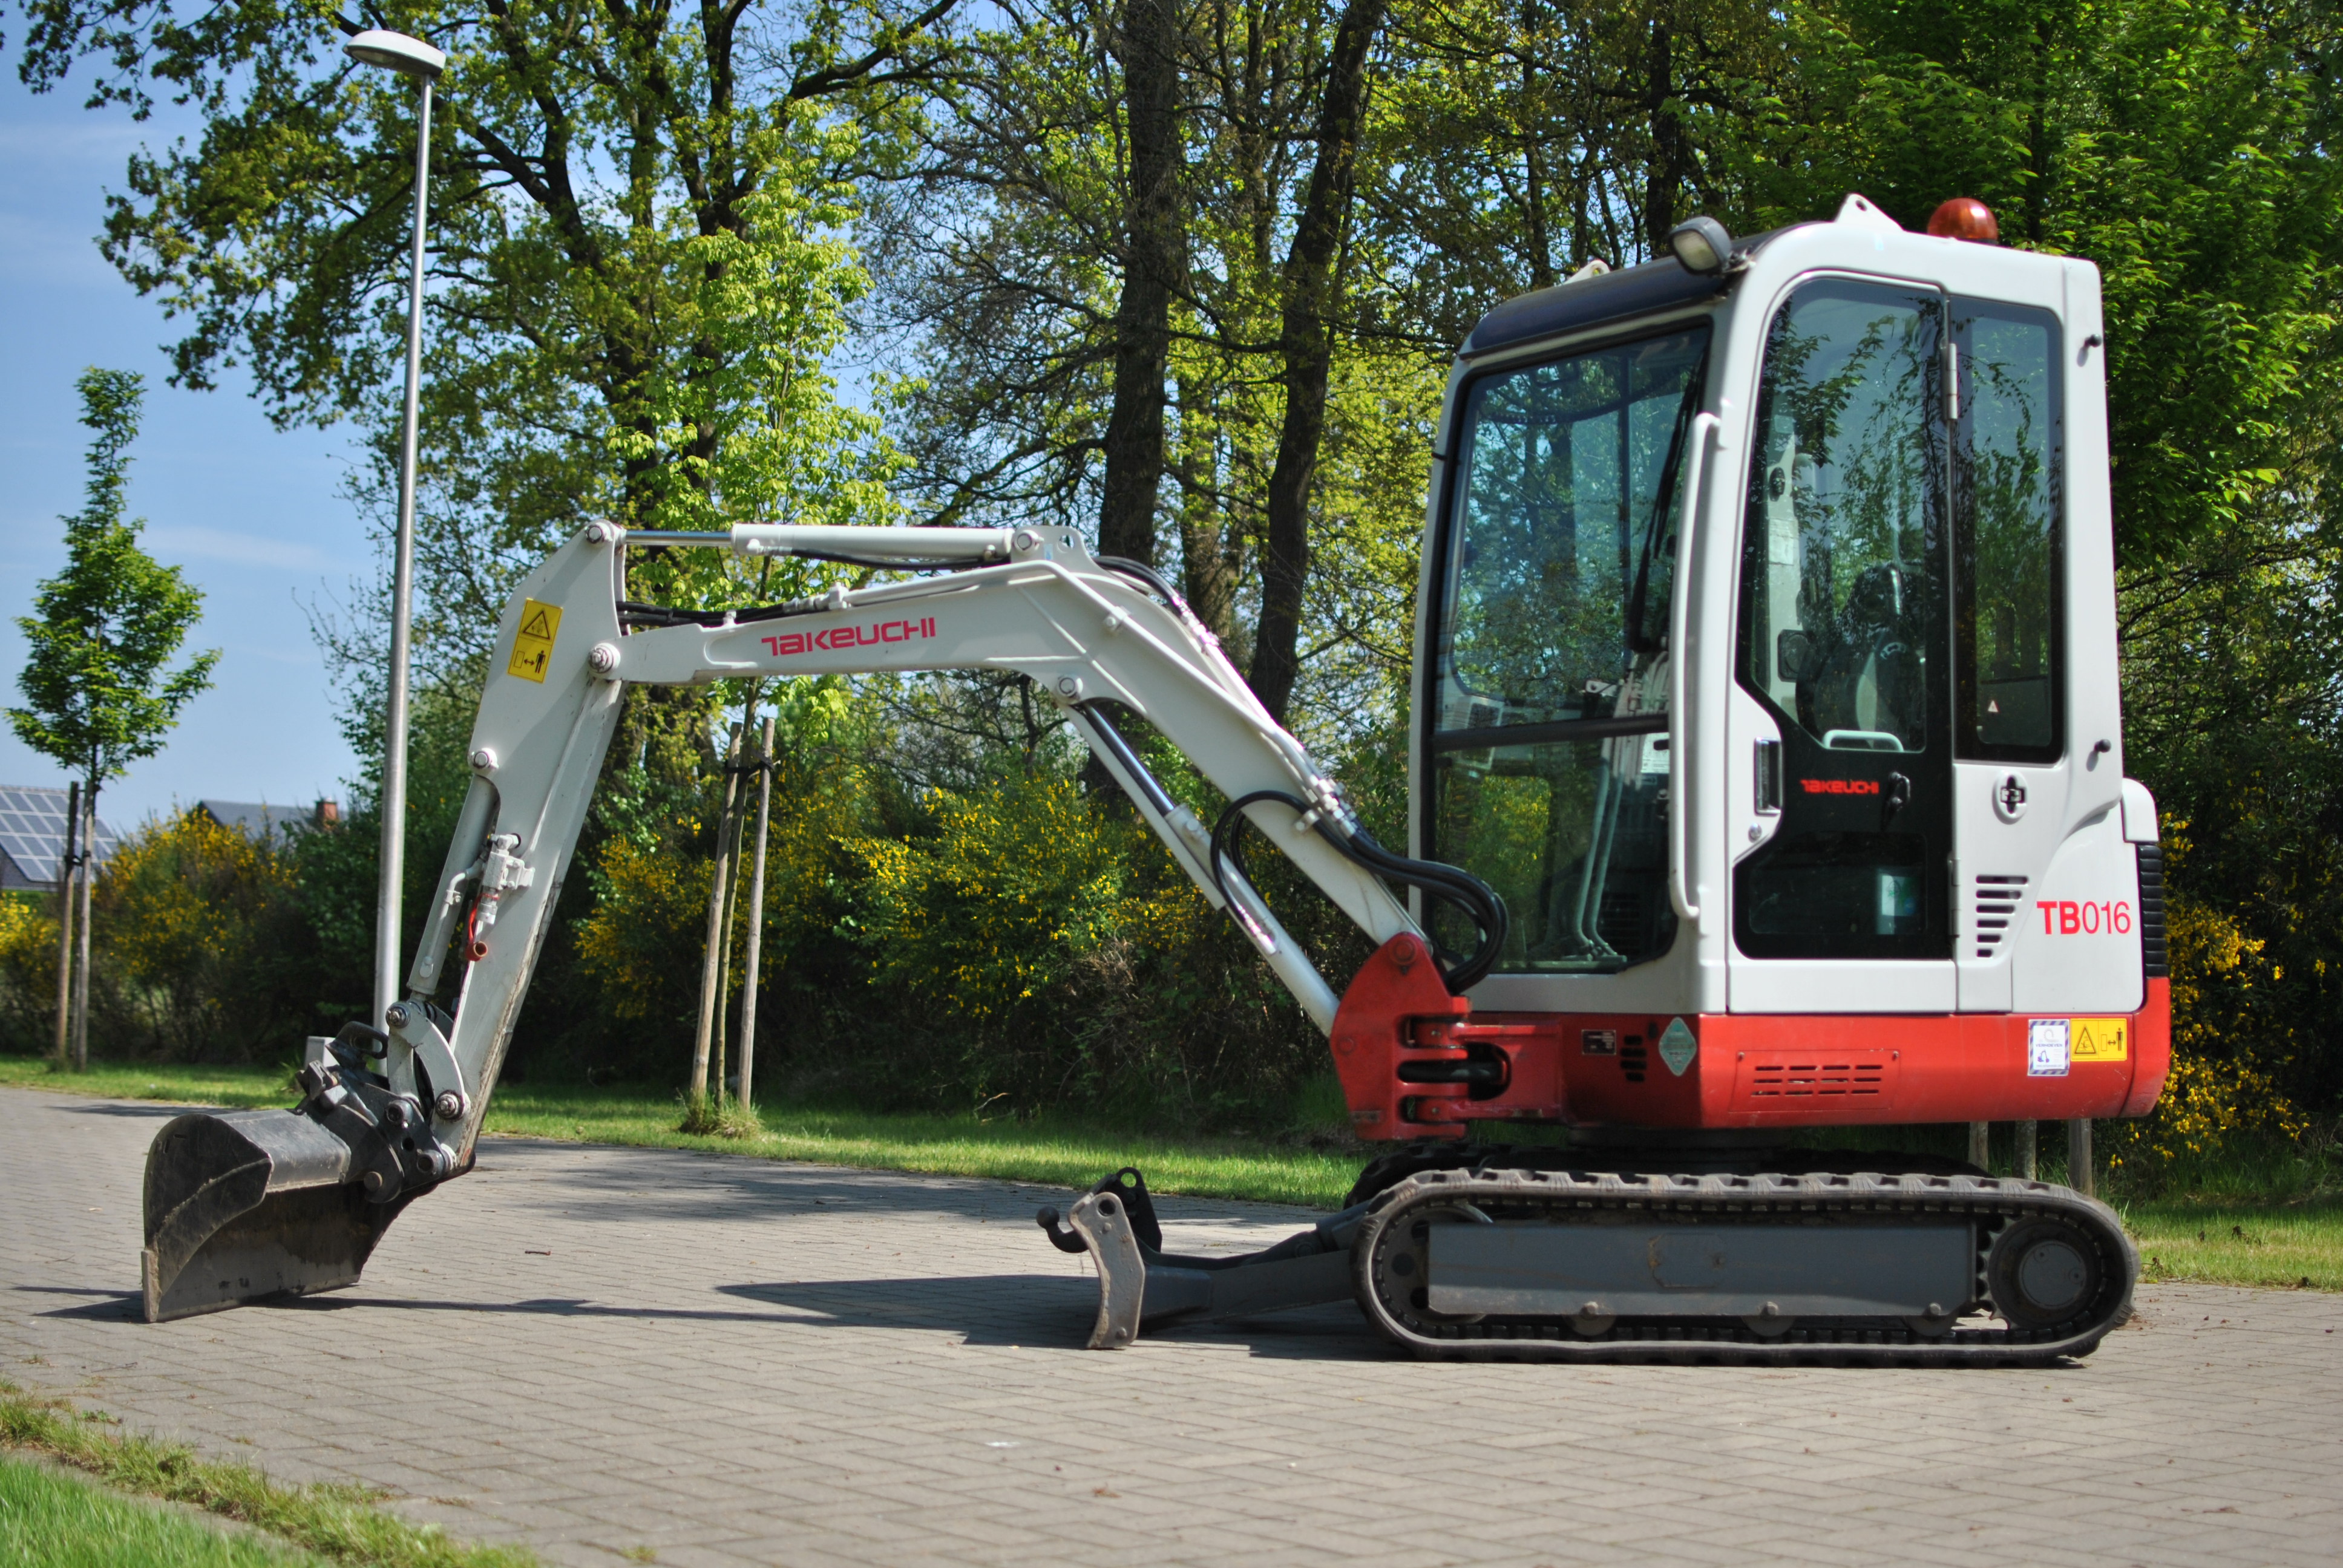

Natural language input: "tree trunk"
[1096,0,1187,566]
[53,780,78,1067]
[1642,17,1688,258]
[1249,0,1388,724]
[73,776,95,1072]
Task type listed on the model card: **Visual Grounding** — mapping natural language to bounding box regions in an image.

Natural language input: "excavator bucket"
[141,1108,408,1323]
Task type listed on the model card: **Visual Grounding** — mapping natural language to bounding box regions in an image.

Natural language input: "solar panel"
[0,785,122,883]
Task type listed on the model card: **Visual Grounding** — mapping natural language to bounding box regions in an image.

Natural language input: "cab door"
[1726,277,1958,1013]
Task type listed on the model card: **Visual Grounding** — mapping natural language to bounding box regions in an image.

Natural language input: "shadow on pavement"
[721,1278,1383,1357]
[15,1285,142,1321]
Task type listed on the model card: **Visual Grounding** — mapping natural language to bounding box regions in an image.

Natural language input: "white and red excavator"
[141,193,2166,1364]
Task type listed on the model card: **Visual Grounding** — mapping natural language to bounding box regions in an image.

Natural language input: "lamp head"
[1926,197,2001,244]
[344,28,446,80]
[1667,215,1735,276]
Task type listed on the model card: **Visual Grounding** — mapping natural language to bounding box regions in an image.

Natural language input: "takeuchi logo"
[1800,777,1882,795]
[761,616,937,658]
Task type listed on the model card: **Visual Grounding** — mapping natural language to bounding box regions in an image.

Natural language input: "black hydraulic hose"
[1207,791,1509,996]
[1095,555,1186,609]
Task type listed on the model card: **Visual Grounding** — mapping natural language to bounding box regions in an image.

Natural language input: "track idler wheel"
[1986,1217,2107,1332]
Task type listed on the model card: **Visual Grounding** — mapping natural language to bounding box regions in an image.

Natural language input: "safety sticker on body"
[2027,1018,2071,1077]
[508,599,562,682]
[2069,1018,2129,1063]
[1657,1017,1697,1076]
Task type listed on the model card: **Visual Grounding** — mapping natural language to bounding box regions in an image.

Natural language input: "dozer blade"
[141,1108,410,1323]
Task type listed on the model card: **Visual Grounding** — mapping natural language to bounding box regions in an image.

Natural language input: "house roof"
[0,785,122,892]
[194,799,333,839]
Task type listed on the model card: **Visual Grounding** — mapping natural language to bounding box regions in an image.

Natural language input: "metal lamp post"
[346,28,448,1031]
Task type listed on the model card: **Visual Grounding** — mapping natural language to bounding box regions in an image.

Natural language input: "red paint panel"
[1327,950,2176,1140]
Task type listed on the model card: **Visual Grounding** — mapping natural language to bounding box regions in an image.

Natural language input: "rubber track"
[1352,1168,2137,1366]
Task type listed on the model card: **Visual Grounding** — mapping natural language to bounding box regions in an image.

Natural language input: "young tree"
[7,368,219,1068]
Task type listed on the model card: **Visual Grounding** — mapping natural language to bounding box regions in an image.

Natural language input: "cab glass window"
[1955,303,2062,760]
[1424,324,1709,974]
[1740,281,1944,754]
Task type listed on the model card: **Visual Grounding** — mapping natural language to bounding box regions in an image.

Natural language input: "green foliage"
[7,368,217,784]
[1729,0,2342,568]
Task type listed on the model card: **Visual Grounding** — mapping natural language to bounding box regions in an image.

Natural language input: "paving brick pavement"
[4,1085,2340,1568]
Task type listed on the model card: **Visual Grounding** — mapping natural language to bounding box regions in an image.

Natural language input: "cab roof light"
[1927,197,2001,244]
[1667,215,1735,275]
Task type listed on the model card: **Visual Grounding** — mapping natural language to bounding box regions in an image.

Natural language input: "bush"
[88,810,320,1062]
[0,892,60,1054]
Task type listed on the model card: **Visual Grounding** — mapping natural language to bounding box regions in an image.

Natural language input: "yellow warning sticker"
[2069,1017,2129,1063]
[507,599,562,683]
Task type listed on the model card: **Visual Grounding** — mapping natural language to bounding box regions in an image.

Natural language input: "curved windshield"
[1424,324,1710,974]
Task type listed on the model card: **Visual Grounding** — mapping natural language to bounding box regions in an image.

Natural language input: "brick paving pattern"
[4,1085,2339,1567]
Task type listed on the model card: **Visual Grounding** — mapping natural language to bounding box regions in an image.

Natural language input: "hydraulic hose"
[1208,790,1508,996]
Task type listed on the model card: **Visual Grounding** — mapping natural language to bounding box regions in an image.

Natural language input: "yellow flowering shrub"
[85,809,317,1060]
[2102,818,2311,1183]
[850,776,1135,1019]
[0,892,61,1051]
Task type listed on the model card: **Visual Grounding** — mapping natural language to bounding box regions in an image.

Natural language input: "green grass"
[0,1383,529,1568]
[2120,1197,2343,1292]
[1,1454,324,1567]
[0,1054,1362,1207]
[7,1053,2340,1287]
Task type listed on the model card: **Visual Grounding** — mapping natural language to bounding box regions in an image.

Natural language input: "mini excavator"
[141,194,2165,1364]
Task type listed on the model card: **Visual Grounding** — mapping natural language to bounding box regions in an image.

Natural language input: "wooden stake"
[687,724,747,1103]
[2016,1119,2037,1181]
[2067,1119,2094,1197]
[735,717,775,1111]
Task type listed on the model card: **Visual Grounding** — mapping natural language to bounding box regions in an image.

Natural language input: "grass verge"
[1,1453,324,1567]
[0,1382,531,1567]
[2120,1197,2343,1292]
[7,1054,2338,1286]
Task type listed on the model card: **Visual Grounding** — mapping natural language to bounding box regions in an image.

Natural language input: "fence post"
[1967,1120,1990,1174]
[2067,1119,2094,1197]
[2015,1119,2037,1180]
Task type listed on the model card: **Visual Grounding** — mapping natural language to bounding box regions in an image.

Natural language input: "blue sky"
[0,76,369,829]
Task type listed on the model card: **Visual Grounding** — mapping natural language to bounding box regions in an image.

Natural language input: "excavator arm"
[140,521,1501,1324]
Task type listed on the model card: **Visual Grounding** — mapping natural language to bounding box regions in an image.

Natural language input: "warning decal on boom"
[507,599,562,682]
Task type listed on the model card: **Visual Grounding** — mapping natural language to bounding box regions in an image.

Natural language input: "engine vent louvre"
[1971,874,2028,961]
[2138,843,2168,978]
[1743,1059,1890,1098]
[1619,1036,1647,1084]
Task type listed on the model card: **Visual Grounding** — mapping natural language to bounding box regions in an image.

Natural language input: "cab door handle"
[1884,771,1913,817]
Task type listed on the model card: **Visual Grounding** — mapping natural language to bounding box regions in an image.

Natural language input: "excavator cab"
[142,194,2160,1363]
[1388,192,2165,1140]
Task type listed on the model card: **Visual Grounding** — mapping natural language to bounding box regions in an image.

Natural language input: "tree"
[8,368,219,1067]
[10,0,948,620]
